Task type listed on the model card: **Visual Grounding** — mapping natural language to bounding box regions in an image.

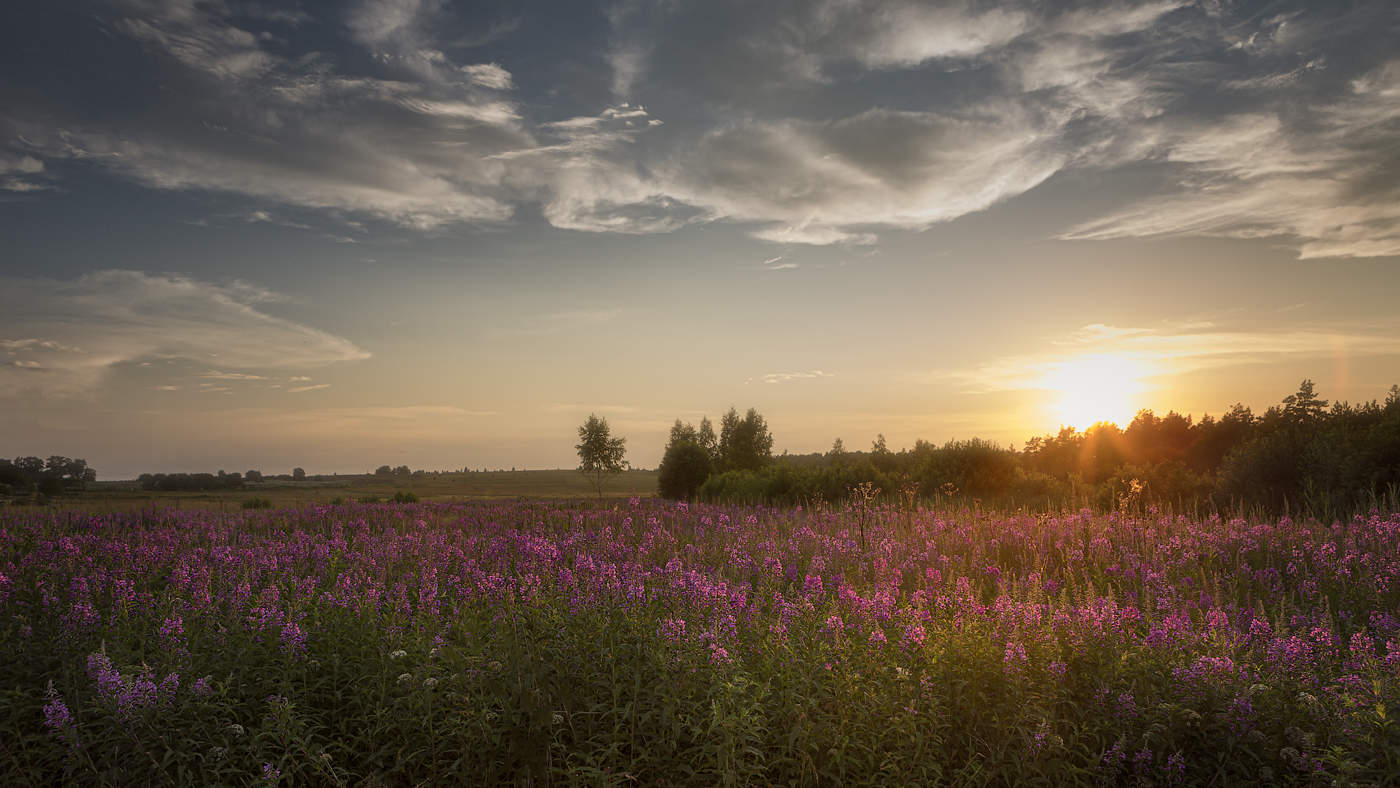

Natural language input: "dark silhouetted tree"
[658,441,711,500]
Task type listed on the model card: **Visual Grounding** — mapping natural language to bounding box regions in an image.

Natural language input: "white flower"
[397,672,413,684]
[389,649,408,660]
[422,677,438,689]
[227,723,245,736]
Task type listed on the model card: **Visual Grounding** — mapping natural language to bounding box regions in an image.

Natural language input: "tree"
[374,465,393,476]
[697,417,718,462]
[658,441,711,500]
[721,407,773,472]
[669,419,698,446]
[576,414,627,499]
[245,469,263,482]
[1283,379,1328,425]
[827,437,846,463]
[292,467,306,481]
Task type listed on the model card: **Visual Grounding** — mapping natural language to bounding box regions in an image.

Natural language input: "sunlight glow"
[1037,354,1153,430]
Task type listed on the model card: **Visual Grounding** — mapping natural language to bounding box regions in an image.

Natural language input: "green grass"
[44,469,658,511]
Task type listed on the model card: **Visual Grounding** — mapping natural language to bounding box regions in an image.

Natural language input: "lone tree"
[576,414,627,499]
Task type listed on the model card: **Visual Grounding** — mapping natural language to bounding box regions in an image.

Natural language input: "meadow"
[3,499,1398,785]
[56,469,659,512]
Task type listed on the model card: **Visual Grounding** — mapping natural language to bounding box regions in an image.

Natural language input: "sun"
[1038,354,1152,430]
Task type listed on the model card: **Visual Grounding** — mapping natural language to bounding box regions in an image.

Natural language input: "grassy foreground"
[3,500,1398,785]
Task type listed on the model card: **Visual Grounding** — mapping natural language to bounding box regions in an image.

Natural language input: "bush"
[391,491,419,504]
[240,497,273,510]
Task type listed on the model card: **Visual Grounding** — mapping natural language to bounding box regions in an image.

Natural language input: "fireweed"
[2,501,1398,784]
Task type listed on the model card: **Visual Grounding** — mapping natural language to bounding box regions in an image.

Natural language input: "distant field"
[45,469,658,511]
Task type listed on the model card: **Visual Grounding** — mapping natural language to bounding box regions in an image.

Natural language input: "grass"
[39,469,659,512]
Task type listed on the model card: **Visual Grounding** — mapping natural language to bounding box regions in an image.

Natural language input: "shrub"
[391,491,419,503]
[241,497,273,510]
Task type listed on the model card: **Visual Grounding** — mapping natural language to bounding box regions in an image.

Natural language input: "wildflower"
[192,676,213,696]
[389,649,407,660]
[1165,751,1187,785]
[159,673,179,703]
[658,618,687,642]
[227,723,245,736]
[869,629,887,648]
[820,614,844,639]
[422,677,438,689]
[42,698,73,731]
[900,623,927,650]
[262,763,280,782]
[158,615,184,643]
[280,622,307,656]
[1003,639,1028,678]
[397,672,413,684]
[708,643,732,665]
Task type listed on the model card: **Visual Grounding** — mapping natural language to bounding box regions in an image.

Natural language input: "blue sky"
[2,0,1399,477]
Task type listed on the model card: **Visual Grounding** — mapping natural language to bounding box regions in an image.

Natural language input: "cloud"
[934,320,1400,394]
[1061,60,1400,258]
[4,0,1398,257]
[748,370,835,384]
[288,383,332,393]
[0,270,369,395]
[0,153,50,192]
[199,370,267,380]
[7,0,529,229]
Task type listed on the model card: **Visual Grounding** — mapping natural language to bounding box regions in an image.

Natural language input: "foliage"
[576,414,627,500]
[657,441,712,501]
[718,407,774,472]
[0,456,96,496]
[676,380,1400,516]
[3,501,1398,785]
[240,497,273,510]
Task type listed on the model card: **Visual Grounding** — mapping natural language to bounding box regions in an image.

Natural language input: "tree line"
[0,456,97,497]
[656,381,1400,515]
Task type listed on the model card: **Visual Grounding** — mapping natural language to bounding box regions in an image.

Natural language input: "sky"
[2,0,1399,479]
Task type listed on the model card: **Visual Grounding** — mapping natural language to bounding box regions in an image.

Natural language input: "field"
[57,469,659,512]
[4,500,1398,785]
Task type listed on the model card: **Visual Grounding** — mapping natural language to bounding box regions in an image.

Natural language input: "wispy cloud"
[933,320,1400,394]
[199,370,267,380]
[0,271,369,395]
[288,383,332,393]
[761,256,799,270]
[3,0,1397,257]
[748,370,834,384]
